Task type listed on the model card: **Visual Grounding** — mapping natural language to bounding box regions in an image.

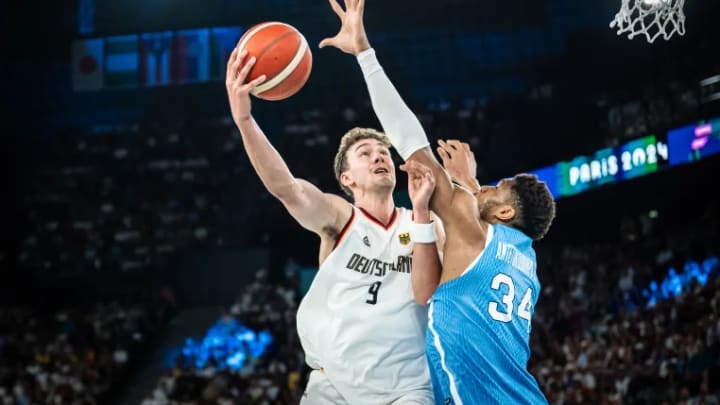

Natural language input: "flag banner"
[210,27,243,81]
[72,38,103,91]
[171,29,211,84]
[105,35,139,88]
[140,31,173,87]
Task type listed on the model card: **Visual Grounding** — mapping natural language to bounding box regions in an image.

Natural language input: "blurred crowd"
[0,290,176,405]
[15,120,264,277]
[141,270,305,405]
[530,200,720,404]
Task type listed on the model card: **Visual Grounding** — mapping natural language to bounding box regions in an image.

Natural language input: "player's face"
[476,179,515,223]
[344,140,396,194]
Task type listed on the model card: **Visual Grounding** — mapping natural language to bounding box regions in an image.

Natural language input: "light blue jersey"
[426,224,547,405]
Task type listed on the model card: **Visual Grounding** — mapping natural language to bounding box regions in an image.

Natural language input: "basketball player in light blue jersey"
[324,1,557,402]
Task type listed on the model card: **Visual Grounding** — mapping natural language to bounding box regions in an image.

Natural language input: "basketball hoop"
[610,0,686,43]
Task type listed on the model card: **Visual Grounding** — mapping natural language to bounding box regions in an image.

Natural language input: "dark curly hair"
[508,174,556,240]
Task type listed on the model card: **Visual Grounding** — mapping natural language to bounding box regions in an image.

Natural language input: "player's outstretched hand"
[225,48,267,126]
[437,140,479,192]
[400,160,437,212]
[319,0,371,56]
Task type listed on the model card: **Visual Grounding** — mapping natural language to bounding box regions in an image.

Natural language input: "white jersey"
[296,206,431,404]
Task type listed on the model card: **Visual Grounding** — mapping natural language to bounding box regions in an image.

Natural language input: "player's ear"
[340,172,354,190]
[493,204,515,222]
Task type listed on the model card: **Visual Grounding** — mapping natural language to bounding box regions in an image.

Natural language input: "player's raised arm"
[402,161,445,304]
[320,0,454,216]
[226,47,351,235]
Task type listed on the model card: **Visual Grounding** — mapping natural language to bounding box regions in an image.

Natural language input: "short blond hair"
[333,127,392,197]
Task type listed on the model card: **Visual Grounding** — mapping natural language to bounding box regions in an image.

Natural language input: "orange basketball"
[236,22,312,101]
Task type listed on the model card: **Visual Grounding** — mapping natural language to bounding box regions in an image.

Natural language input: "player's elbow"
[412,287,434,306]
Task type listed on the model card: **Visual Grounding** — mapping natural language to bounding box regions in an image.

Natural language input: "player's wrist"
[353,38,371,56]
[356,47,375,61]
[412,209,432,224]
[410,221,436,244]
[236,114,253,127]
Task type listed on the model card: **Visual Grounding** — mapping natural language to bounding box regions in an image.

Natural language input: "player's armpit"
[278,178,353,237]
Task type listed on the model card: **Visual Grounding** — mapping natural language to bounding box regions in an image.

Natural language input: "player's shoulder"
[324,193,354,220]
[494,224,535,251]
[491,223,520,241]
[322,192,353,209]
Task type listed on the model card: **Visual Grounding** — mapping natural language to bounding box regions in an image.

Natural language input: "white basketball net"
[610,0,686,43]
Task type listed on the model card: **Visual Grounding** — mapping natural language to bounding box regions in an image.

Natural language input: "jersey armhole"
[332,207,356,250]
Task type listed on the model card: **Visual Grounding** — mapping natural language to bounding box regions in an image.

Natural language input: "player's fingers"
[438,140,457,156]
[425,172,436,186]
[438,143,455,157]
[231,50,248,81]
[328,0,345,17]
[437,147,450,164]
[345,0,356,11]
[357,0,365,12]
[408,159,432,172]
[462,142,470,151]
[318,37,337,49]
[225,47,239,83]
[446,139,462,150]
[226,48,244,85]
[399,162,420,174]
[238,56,256,83]
[246,75,267,90]
[400,167,417,179]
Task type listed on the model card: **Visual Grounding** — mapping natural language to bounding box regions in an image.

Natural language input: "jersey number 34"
[487,273,533,331]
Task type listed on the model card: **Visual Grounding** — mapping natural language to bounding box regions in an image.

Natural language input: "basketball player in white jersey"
[225,7,448,403]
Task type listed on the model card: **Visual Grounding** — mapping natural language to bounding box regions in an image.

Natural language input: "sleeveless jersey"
[425,224,547,405]
[296,206,432,404]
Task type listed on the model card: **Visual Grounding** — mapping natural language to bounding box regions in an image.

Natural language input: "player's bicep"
[278,178,352,235]
[406,147,454,216]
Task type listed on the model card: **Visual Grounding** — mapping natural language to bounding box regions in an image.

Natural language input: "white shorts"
[300,370,434,405]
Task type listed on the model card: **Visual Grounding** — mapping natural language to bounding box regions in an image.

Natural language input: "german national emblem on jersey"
[398,232,411,245]
[363,236,371,247]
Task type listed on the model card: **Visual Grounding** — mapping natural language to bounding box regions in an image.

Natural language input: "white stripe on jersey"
[461,224,495,277]
[428,301,464,405]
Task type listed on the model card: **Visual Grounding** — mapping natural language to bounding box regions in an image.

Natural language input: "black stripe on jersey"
[358,207,398,230]
[333,208,356,249]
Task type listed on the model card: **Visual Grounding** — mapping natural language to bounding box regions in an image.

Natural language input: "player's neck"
[354,194,395,225]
